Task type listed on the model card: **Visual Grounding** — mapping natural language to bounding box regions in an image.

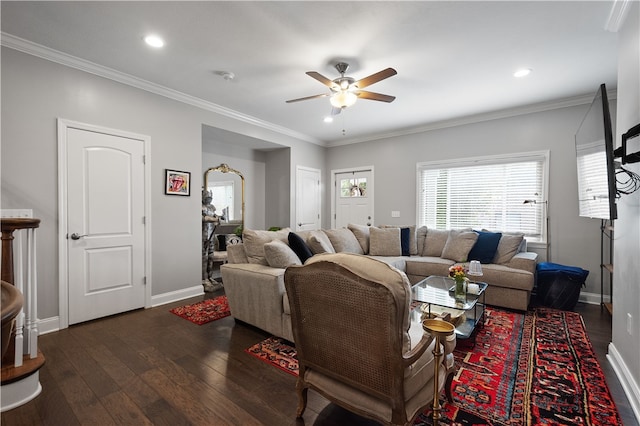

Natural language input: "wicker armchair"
[284,253,456,426]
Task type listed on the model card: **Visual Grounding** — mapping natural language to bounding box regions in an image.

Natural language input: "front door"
[61,121,147,325]
[296,166,321,231]
[334,169,373,228]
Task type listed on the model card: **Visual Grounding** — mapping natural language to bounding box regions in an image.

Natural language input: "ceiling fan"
[286,62,397,114]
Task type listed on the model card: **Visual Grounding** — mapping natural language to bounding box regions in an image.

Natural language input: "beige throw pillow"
[369,227,402,256]
[380,225,418,255]
[347,223,371,254]
[242,228,291,265]
[307,230,336,254]
[263,240,301,268]
[324,228,364,254]
[493,233,524,264]
[422,228,450,257]
[441,230,479,262]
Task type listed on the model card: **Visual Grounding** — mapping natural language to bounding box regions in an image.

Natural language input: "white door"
[334,169,373,228]
[63,124,147,325]
[296,167,321,231]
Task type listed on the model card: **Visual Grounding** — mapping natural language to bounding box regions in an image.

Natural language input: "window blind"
[417,152,547,239]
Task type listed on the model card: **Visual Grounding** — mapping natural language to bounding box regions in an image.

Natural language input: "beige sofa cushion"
[264,240,301,268]
[493,233,524,264]
[369,227,402,256]
[422,228,449,257]
[243,228,291,265]
[441,230,478,262]
[324,228,364,254]
[348,223,371,254]
[381,225,418,255]
[307,230,336,254]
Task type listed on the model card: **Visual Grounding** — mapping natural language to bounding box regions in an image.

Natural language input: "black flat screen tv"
[575,84,617,220]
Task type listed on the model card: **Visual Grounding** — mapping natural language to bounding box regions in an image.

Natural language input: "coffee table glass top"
[412,275,487,310]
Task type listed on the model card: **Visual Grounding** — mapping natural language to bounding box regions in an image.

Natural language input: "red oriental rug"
[170,296,230,325]
[246,308,622,425]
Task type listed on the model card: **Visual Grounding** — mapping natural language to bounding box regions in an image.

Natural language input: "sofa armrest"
[227,243,248,264]
[503,251,538,274]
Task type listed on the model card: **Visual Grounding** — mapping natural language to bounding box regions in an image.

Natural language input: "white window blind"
[576,142,610,219]
[417,152,548,239]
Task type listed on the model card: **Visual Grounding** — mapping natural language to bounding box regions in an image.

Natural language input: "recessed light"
[144,35,164,48]
[324,116,334,123]
[514,68,532,78]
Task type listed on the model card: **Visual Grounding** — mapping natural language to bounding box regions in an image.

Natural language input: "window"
[417,151,548,240]
[208,181,234,220]
[340,177,367,197]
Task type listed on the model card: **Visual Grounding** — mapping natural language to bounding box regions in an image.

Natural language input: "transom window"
[417,151,549,240]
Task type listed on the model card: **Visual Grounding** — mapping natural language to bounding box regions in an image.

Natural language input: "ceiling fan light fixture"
[330,91,358,109]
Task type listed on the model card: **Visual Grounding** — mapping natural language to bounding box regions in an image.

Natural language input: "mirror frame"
[203,163,245,229]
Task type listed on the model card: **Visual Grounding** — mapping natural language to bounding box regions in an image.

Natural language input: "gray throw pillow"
[493,233,524,264]
[422,228,450,257]
[441,230,479,262]
[348,223,371,254]
[380,225,418,255]
[324,228,364,254]
[242,228,291,265]
[307,230,336,254]
[263,240,301,268]
[369,227,401,256]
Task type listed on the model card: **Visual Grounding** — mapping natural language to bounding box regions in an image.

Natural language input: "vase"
[454,278,467,303]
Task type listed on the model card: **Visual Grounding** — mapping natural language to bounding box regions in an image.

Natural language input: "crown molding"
[326,91,617,148]
[605,0,633,32]
[0,32,324,147]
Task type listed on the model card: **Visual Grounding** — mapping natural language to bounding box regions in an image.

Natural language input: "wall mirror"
[204,163,244,231]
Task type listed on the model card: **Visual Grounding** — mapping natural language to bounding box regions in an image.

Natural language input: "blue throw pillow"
[400,227,411,256]
[288,232,314,263]
[468,230,502,264]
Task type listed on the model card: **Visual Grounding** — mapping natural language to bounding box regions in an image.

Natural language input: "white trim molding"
[608,343,640,423]
[605,0,634,32]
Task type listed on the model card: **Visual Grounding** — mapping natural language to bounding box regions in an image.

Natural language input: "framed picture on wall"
[165,169,191,196]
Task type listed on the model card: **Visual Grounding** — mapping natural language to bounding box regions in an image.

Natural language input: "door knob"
[298,223,302,227]
[70,233,87,240]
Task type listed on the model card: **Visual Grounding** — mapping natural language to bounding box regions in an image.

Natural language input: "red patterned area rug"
[169,296,230,325]
[247,308,622,425]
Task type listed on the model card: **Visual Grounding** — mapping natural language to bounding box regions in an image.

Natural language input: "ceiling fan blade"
[306,71,336,88]
[286,93,329,103]
[354,68,397,89]
[356,91,396,103]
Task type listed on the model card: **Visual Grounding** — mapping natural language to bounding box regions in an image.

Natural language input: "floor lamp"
[523,199,550,262]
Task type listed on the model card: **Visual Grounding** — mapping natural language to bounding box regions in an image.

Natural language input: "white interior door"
[63,124,147,325]
[334,169,373,228]
[296,166,321,231]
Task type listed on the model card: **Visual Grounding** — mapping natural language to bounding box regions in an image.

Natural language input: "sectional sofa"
[221,225,537,342]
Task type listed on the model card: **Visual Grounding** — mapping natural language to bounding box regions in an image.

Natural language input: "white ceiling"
[1,1,619,146]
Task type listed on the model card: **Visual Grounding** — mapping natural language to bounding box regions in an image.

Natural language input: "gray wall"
[611,2,640,416]
[1,47,323,321]
[326,106,606,301]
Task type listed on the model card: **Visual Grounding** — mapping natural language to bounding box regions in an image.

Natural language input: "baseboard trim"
[578,291,609,305]
[607,342,640,423]
[150,285,204,307]
[37,285,204,334]
[37,317,60,335]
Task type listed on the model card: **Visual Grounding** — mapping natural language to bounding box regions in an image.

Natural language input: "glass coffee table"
[412,275,487,339]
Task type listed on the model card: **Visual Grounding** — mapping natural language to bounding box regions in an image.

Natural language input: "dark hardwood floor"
[2,292,637,425]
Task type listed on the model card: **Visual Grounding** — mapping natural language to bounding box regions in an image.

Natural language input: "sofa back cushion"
[380,225,418,255]
[441,230,479,262]
[422,228,449,257]
[242,228,291,265]
[324,228,364,254]
[369,227,402,256]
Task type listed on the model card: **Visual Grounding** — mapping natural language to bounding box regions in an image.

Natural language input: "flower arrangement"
[448,265,467,282]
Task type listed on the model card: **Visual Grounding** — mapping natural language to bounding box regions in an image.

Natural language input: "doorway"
[296,166,321,231]
[58,119,151,327]
[332,167,374,229]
